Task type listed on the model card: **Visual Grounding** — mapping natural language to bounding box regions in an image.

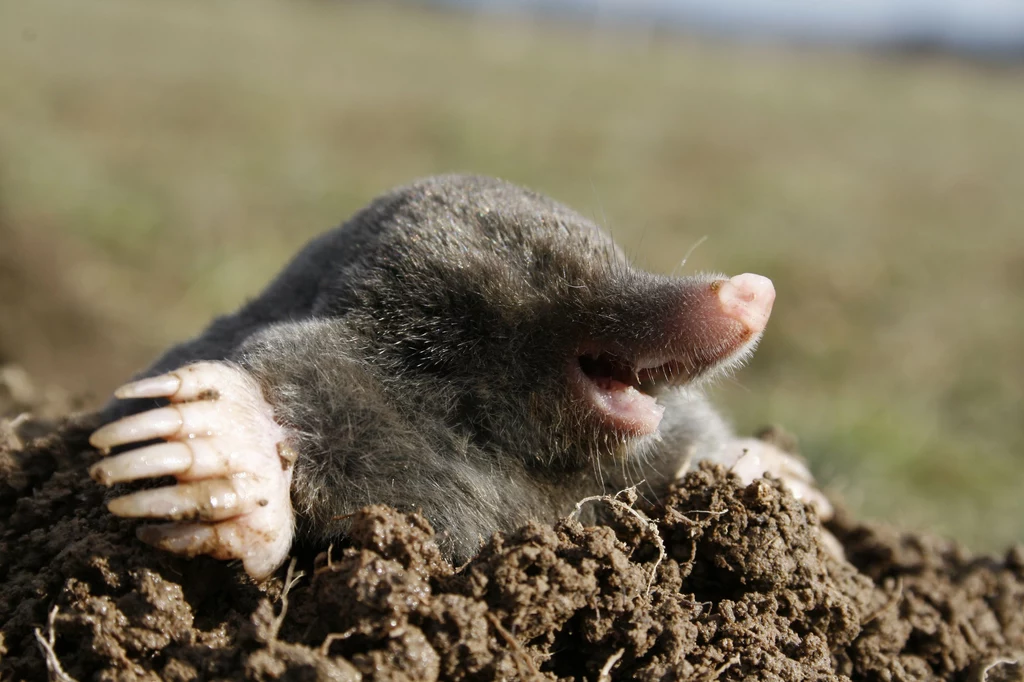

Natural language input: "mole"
[88,174,830,579]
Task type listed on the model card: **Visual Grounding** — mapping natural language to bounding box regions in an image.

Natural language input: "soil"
[1,371,1022,682]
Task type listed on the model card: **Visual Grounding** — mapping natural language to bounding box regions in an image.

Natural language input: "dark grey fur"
[106,175,740,562]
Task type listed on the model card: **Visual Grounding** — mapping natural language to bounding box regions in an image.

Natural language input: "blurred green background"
[1,0,1021,549]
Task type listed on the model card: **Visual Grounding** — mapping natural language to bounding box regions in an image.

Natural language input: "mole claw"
[137,522,217,556]
[90,406,184,450]
[108,478,253,522]
[137,522,281,579]
[108,486,193,520]
[114,373,182,400]
[89,442,193,485]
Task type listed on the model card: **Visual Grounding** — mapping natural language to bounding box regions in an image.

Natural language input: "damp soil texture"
[1,376,1023,682]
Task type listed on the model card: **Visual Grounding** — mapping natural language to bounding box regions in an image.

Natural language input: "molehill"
[1,371,1022,682]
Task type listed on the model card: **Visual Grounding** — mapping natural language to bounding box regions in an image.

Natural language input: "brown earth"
[1,372,1022,682]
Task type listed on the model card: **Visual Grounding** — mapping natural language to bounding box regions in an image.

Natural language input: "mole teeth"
[635,356,672,372]
[619,385,642,400]
[578,352,681,399]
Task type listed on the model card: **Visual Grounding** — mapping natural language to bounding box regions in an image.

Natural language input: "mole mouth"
[577,354,682,396]
[574,353,681,436]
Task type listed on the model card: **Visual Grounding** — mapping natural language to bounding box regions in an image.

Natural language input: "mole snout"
[573,272,776,439]
[716,273,775,336]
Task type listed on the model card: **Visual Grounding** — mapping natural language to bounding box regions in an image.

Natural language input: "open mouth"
[570,272,775,439]
[574,353,680,436]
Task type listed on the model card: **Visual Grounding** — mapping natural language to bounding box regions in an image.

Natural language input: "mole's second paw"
[89,361,295,580]
[723,438,844,559]
[727,438,834,520]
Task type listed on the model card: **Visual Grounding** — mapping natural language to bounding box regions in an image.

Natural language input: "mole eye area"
[575,353,671,436]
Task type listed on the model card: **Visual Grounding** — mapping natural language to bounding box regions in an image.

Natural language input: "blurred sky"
[436,0,1024,55]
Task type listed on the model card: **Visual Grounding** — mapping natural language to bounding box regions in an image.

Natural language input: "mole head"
[349,176,775,470]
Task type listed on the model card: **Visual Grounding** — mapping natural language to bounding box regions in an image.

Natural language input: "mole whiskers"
[671,235,708,277]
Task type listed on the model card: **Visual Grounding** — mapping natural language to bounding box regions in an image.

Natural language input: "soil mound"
[1,372,1022,681]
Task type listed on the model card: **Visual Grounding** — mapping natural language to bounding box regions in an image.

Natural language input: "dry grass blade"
[570,486,666,596]
[33,606,77,682]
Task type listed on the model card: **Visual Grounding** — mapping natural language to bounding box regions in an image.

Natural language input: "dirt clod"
[2,382,1022,681]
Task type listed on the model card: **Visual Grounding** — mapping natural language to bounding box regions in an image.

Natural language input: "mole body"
[89,175,827,578]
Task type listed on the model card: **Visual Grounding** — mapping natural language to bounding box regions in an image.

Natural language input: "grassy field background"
[1,0,1021,549]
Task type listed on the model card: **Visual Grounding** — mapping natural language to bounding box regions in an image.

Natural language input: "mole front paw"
[726,438,834,519]
[717,438,844,559]
[89,361,295,580]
